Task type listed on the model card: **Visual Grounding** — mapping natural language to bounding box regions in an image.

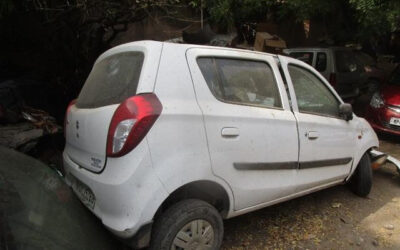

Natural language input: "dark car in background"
[0,146,122,250]
[283,47,369,99]
[365,65,400,136]
[353,51,386,92]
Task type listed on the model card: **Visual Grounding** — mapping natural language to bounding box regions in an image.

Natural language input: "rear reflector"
[106,93,162,157]
[64,99,77,137]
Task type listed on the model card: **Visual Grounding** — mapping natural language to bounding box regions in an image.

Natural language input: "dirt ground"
[221,134,400,250]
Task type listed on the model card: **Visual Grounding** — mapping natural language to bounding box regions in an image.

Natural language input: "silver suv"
[284,47,368,99]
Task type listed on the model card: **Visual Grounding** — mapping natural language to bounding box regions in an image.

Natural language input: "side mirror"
[339,103,353,121]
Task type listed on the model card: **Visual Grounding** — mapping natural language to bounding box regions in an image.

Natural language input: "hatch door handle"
[221,127,239,138]
[306,131,319,140]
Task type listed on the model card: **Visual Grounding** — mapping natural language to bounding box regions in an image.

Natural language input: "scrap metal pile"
[0,80,61,152]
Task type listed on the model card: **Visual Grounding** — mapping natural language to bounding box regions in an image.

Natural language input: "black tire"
[349,153,372,197]
[149,199,223,250]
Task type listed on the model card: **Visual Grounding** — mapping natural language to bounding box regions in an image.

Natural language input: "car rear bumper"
[62,140,169,240]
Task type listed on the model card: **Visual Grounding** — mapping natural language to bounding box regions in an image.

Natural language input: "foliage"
[350,0,400,36]
[0,0,191,112]
[188,0,276,31]
[276,0,337,21]
[188,0,399,41]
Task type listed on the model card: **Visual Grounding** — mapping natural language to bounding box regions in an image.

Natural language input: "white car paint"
[279,56,358,190]
[63,41,379,243]
[186,48,299,210]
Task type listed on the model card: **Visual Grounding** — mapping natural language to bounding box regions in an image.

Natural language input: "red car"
[366,65,400,135]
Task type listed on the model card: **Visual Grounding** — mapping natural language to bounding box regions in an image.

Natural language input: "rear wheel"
[349,153,372,197]
[150,199,223,250]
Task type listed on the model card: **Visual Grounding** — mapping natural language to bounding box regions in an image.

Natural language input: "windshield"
[388,66,400,86]
[0,146,121,250]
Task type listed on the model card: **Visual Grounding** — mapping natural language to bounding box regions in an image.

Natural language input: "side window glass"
[288,65,340,117]
[197,58,224,99]
[289,52,314,65]
[316,52,327,72]
[197,58,282,109]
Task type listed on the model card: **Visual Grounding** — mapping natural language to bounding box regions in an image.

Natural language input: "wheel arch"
[346,117,380,181]
[347,144,378,182]
[154,180,231,219]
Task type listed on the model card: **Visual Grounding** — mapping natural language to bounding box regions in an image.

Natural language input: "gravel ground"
[221,134,400,250]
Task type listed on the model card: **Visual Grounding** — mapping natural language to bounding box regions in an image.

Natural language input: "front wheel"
[150,199,224,250]
[349,153,372,197]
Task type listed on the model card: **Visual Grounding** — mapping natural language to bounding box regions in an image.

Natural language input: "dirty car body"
[63,41,379,248]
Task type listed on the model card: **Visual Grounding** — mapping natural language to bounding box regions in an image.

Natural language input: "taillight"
[106,93,162,157]
[64,99,77,137]
[329,73,337,89]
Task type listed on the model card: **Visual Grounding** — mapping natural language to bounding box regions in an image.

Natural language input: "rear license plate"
[389,117,400,127]
[70,175,96,209]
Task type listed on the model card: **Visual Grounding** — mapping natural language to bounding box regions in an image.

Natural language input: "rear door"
[65,43,162,172]
[187,48,299,210]
[279,55,358,191]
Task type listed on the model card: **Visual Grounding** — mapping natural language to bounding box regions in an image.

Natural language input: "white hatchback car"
[64,41,379,249]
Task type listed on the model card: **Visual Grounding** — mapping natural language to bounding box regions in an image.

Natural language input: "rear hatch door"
[65,42,162,172]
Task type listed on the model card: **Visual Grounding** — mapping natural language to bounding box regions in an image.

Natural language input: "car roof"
[104,40,287,59]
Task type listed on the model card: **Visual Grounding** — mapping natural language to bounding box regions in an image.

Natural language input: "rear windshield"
[335,50,362,73]
[76,52,144,109]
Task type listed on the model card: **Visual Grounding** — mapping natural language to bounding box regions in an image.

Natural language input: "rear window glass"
[76,52,144,109]
[289,52,314,65]
[335,50,362,73]
[197,58,282,109]
[316,52,327,72]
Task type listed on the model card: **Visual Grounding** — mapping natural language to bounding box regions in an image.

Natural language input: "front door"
[187,49,299,210]
[279,56,358,191]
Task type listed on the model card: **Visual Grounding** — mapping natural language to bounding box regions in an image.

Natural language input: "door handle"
[221,127,239,138]
[306,131,319,140]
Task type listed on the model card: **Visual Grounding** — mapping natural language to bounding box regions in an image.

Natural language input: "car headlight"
[370,92,384,108]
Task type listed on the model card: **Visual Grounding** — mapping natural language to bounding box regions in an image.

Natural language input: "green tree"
[189,0,277,31]
[350,0,400,37]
